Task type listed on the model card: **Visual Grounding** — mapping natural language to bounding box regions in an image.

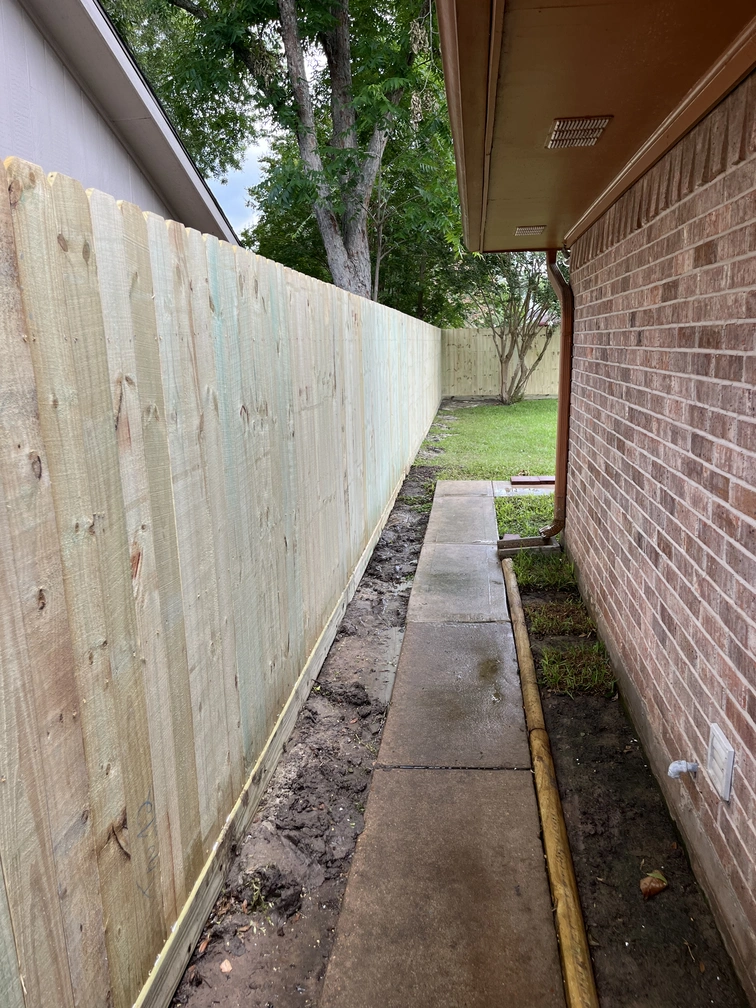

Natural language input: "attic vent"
[547,116,612,149]
[515,225,546,236]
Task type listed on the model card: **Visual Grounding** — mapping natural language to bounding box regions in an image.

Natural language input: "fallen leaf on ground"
[197,936,209,957]
[219,959,233,974]
[640,870,668,900]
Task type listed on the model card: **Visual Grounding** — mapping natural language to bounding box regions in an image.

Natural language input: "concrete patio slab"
[406,543,509,623]
[320,769,565,1008]
[423,493,498,544]
[435,479,492,496]
[379,622,529,768]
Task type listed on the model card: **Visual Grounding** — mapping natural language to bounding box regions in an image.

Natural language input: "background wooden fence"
[0,158,442,1008]
[442,327,559,398]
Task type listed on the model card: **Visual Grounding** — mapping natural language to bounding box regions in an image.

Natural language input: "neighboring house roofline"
[18,0,238,243]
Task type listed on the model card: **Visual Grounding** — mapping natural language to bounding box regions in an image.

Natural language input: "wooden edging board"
[132,465,413,1008]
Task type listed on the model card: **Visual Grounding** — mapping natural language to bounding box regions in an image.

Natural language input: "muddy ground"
[525,589,749,1008]
[171,466,435,1008]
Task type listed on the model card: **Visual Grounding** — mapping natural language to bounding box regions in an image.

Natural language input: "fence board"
[89,188,184,924]
[119,201,203,898]
[1,157,447,1008]
[8,157,156,1008]
[145,214,233,849]
[183,228,244,796]
[0,341,77,1008]
[49,170,165,999]
[0,162,109,1007]
[441,327,559,398]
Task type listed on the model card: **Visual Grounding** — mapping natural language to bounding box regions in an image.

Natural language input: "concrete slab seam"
[375,764,532,772]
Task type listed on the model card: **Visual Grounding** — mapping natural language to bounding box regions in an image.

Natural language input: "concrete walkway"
[321,481,566,1008]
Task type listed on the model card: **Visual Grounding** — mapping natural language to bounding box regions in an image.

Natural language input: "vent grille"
[547,116,612,149]
[515,225,546,236]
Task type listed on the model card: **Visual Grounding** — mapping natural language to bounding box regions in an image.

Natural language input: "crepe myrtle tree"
[106,0,433,299]
[457,252,563,405]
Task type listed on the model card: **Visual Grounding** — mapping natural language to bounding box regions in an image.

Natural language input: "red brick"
[566,68,756,953]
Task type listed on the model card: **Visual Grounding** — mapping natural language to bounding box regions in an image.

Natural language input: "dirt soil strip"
[171,466,434,1008]
[524,590,749,1008]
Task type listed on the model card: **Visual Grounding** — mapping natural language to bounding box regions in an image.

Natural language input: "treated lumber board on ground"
[133,464,412,1008]
[7,157,155,1008]
[146,214,233,850]
[1,161,109,1006]
[49,170,165,1000]
[89,188,190,925]
[119,201,203,901]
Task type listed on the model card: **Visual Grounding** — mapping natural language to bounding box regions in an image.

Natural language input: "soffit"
[439,0,756,252]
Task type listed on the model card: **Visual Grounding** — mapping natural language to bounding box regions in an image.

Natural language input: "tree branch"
[320,2,357,150]
[164,0,207,19]
[276,0,327,186]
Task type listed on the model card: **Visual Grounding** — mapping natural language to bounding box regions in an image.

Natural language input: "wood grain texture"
[8,156,149,1008]
[0,161,109,1007]
[1,157,444,1008]
[119,201,204,900]
[52,170,166,1003]
[145,214,234,849]
[0,860,24,1008]
[89,188,183,925]
[441,328,559,398]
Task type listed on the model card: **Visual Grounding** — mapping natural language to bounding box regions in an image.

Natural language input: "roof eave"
[19,0,238,243]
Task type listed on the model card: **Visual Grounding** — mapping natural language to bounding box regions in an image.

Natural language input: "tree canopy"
[105,0,442,298]
[104,0,564,355]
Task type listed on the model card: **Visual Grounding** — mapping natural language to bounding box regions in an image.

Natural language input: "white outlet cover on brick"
[707,723,735,801]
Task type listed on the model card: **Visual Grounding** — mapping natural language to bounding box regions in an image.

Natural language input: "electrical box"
[707,724,735,801]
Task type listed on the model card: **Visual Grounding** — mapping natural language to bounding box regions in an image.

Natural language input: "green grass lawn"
[495,493,554,537]
[421,399,557,481]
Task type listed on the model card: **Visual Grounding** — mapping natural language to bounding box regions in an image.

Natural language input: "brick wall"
[567,71,756,996]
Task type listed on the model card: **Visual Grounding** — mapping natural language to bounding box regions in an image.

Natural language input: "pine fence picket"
[119,201,204,900]
[0,158,444,1008]
[7,158,158,1008]
[0,161,109,1007]
[49,170,165,999]
[89,187,186,925]
[183,228,244,796]
[145,213,234,850]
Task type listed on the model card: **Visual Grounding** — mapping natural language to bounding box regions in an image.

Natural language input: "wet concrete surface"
[320,770,565,1008]
[378,621,529,768]
[407,543,510,623]
[423,493,498,544]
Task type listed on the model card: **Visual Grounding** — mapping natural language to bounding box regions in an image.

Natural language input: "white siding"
[0,0,171,215]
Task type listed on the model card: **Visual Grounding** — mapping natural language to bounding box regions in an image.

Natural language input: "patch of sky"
[207,140,269,235]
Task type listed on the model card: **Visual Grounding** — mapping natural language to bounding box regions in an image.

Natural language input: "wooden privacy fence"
[0,158,442,1008]
[442,327,559,398]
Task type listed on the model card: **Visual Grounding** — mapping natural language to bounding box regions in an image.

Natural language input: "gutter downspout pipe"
[540,249,575,539]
